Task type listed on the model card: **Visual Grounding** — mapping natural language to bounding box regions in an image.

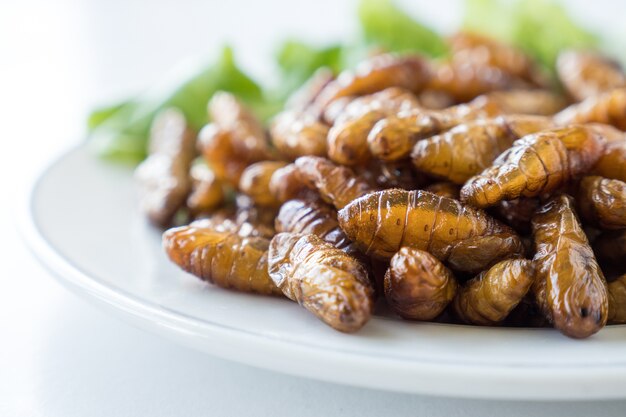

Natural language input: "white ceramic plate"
[20,145,626,400]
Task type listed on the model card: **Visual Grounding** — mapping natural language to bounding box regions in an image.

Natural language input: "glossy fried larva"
[186,163,225,215]
[553,88,626,130]
[593,230,626,267]
[337,189,523,272]
[162,224,282,296]
[208,91,275,160]
[492,198,540,235]
[577,176,626,230]
[234,194,277,238]
[238,161,289,207]
[285,67,334,112]
[608,275,626,324]
[460,126,606,208]
[411,115,553,184]
[197,124,248,186]
[268,163,311,203]
[135,109,196,227]
[532,195,608,339]
[424,182,460,199]
[360,160,425,191]
[556,50,626,101]
[483,90,567,116]
[453,259,535,325]
[449,32,544,85]
[367,97,502,161]
[275,199,359,255]
[384,248,457,321]
[313,54,431,109]
[327,88,420,166]
[592,140,626,183]
[270,110,329,160]
[295,156,375,209]
[267,233,373,332]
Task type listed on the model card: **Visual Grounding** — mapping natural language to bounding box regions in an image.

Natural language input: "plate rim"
[17,144,626,400]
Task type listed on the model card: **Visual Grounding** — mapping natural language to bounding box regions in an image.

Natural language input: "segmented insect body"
[532,195,608,339]
[411,115,553,184]
[460,126,606,208]
[313,54,431,109]
[295,156,375,209]
[187,163,225,216]
[267,233,374,332]
[577,176,626,230]
[557,51,626,101]
[198,124,248,186]
[592,140,626,182]
[270,110,329,159]
[384,248,457,320]
[163,224,282,296]
[275,199,359,256]
[239,161,289,207]
[268,163,312,203]
[554,88,626,130]
[367,97,502,161]
[482,89,567,115]
[453,259,535,325]
[338,189,523,272]
[608,275,626,324]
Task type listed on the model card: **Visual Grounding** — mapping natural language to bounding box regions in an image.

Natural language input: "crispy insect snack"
[384,247,457,321]
[554,87,626,130]
[208,91,275,160]
[367,97,502,161]
[577,176,626,230]
[532,195,608,338]
[275,199,360,256]
[238,161,289,207]
[460,126,606,208]
[338,189,523,272]
[197,124,248,186]
[234,194,277,238]
[313,54,431,109]
[135,109,196,227]
[424,182,461,199]
[412,115,553,184]
[270,110,329,159]
[592,140,626,182]
[557,50,626,101]
[453,259,535,325]
[268,232,374,332]
[186,163,225,216]
[268,163,311,203]
[482,90,567,116]
[295,156,375,209]
[608,275,626,324]
[163,223,282,296]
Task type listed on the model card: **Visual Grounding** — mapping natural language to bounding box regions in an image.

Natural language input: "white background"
[1,1,626,415]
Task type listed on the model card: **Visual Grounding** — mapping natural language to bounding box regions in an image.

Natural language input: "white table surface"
[2,1,626,415]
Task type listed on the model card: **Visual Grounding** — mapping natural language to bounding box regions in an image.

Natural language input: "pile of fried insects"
[136,32,626,339]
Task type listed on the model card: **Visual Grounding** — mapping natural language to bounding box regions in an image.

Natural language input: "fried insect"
[608,275,626,324]
[592,140,626,182]
[554,88,626,130]
[577,176,626,230]
[163,223,282,296]
[295,156,375,209]
[483,90,567,115]
[327,88,420,165]
[208,91,275,160]
[234,194,277,238]
[360,160,425,191]
[197,124,248,186]
[275,199,360,256]
[238,161,289,207]
[268,163,311,203]
[411,115,553,184]
[492,198,540,235]
[460,126,606,208]
[557,50,626,101]
[532,195,608,338]
[384,248,457,321]
[267,233,374,332]
[135,109,196,227]
[453,259,535,325]
[424,182,461,199]
[367,97,502,161]
[313,54,431,109]
[270,110,329,159]
[338,189,523,272]
[448,32,544,85]
[186,163,225,216]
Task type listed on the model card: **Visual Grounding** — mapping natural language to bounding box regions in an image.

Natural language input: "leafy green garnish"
[357,0,448,57]
[89,46,264,163]
[464,0,598,70]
